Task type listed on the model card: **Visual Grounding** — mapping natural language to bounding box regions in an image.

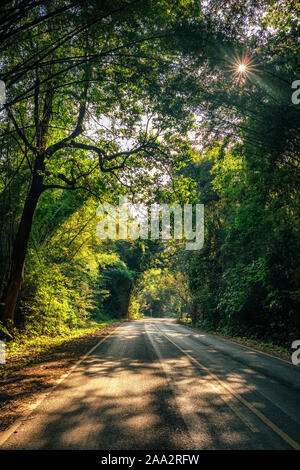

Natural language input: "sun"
[226,53,257,84]
[237,63,246,73]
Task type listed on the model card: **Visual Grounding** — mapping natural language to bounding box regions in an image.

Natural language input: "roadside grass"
[0,319,118,376]
[178,318,291,361]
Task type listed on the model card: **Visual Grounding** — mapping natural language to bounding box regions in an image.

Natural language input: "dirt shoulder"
[177,321,291,363]
[0,321,122,432]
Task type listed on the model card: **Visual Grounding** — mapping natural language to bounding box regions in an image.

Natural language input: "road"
[1,318,300,450]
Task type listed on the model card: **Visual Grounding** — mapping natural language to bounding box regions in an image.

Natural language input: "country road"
[1,318,300,450]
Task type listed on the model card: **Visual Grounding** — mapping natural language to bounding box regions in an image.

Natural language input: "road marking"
[157,324,300,450]
[148,322,260,436]
[179,322,295,366]
[145,323,208,449]
[0,323,122,447]
[150,322,259,434]
[209,383,259,433]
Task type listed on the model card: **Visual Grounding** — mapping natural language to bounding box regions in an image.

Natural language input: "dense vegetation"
[0,1,299,349]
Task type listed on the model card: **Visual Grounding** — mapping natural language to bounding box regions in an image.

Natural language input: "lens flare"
[237,63,246,73]
[227,53,257,84]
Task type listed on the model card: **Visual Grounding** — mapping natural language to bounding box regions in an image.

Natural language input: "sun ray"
[226,52,259,84]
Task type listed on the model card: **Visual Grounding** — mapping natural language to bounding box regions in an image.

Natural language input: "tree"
[1,0,216,324]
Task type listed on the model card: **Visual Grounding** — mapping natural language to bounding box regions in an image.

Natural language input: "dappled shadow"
[0,327,119,431]
[1,320,299,450]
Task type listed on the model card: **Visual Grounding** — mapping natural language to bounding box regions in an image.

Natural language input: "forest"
[0,0,299,351]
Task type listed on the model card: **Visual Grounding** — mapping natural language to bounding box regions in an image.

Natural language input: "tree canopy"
[0,0,299,348]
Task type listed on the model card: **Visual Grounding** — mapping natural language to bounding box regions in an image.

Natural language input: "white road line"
[0,323,122,447]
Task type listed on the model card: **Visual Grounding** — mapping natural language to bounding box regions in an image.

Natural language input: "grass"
[0,319,118,375]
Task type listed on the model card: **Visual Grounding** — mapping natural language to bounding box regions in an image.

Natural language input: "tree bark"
[0,170,44,324]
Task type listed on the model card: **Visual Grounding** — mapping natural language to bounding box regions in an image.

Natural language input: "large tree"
[0,0,229,324]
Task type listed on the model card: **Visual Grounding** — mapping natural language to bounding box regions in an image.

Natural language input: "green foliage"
[10,195,114,336]
[99,261,136,319]
[131,268,191,319]
[0,320,114,375]
[0,0,299,350]
[185,137,300,346]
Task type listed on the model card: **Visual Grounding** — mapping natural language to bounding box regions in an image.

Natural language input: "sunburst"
[237,63,246,73]
[227,53,258,84]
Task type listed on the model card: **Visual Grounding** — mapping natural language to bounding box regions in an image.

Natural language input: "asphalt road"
[1,318,300,450]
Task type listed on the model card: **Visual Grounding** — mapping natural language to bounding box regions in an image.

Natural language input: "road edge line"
[176,321,294,366]
[161,327,300,451]
[0,321,124,447]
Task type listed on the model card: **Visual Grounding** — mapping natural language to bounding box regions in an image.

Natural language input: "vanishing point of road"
[1,318,299,450]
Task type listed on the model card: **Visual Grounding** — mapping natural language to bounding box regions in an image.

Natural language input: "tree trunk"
[0,171,43,324]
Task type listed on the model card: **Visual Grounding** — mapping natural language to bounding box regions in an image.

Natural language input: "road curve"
[1,318,299,450]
